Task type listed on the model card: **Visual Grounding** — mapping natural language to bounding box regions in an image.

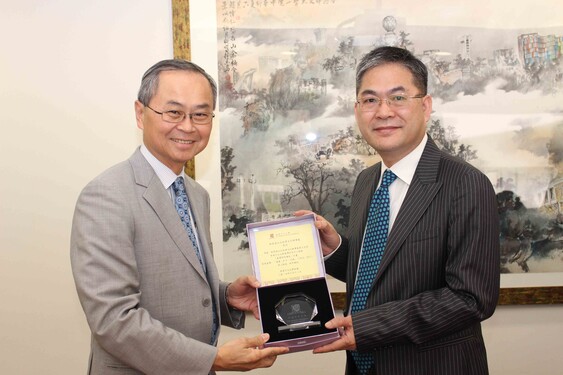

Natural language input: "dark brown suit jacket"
[325,136,500,375]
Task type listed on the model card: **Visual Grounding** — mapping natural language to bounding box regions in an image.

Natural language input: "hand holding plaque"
[275,293,322,332]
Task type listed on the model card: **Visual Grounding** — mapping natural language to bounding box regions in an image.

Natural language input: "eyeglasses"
[356,94,425,112]
[145,105,215,125]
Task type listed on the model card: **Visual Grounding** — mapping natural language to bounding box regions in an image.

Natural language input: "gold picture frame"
[171,0,563,306]
[330,287,563,310]
[172,0,195,179]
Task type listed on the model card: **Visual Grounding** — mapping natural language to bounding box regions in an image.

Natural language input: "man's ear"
[422,95,433,123]
[353,100,360,121]
[134,100,145,130]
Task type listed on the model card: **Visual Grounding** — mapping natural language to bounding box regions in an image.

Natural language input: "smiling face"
[135,70,213,174]
[355,63,432,167]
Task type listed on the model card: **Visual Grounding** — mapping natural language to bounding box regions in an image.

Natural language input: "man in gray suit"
[71,59,288,374]
[298,46,500,374]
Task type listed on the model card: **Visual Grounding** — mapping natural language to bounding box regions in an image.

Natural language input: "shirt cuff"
[323,235,342,260]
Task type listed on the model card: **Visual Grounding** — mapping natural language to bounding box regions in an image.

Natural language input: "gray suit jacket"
[71,148,243,375]
[325,137,500,375]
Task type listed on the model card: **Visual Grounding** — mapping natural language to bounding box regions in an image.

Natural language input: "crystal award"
[275,293,321,332]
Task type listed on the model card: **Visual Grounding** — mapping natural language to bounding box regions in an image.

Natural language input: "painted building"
[518,32,563,66]
[543,175,563,215]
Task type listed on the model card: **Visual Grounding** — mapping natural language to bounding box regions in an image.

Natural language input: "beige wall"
[0,1,561,374]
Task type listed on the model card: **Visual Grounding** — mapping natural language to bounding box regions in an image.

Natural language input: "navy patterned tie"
[350,169,397,375]
[171,177,218,344]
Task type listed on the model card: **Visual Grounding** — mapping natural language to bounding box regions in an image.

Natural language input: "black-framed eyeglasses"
[356,94,425,112]
[145,105,215,125]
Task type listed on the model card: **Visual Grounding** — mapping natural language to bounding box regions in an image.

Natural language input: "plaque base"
[257,278,339,352]
[278,321,322,332]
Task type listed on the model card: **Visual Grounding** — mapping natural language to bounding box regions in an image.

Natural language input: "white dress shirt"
[383,133,428,232]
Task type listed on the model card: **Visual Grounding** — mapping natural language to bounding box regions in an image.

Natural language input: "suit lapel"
[183,176,224,319]
[374,138,443,285]
[129,149,208,282]
[348,163,382,297]
[184,177,219,284]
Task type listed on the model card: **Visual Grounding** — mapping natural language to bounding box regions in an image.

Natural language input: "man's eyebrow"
[192,103,211,110]
[358,86,408,97]
[164,100,183,107]
[164,101,211,110]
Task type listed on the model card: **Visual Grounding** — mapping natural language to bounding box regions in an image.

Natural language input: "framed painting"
[173,0,563,305]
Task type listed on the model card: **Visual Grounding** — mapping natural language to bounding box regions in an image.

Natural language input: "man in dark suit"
[298,46,500,374]
[71,59,288,374]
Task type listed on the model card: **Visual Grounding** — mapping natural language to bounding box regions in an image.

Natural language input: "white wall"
[0,1,562,374]
[0,1,173,373]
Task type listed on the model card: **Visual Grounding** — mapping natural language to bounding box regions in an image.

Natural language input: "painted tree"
[333,158,366,228]
[276,129,368,227]
[322,56,343,75]
[241,96,272,135]
[268,66,301,111]
[427,118,477,162]
[337,36,356,69]
[398,31,413,51]
[433,60,451,78]
[278,158,338,215]
[321,36,357,88]
[453,54,471,70]
[222,210,255,251]
[220,146,237,197]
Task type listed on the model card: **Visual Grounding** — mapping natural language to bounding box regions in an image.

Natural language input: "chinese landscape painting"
[214,0,563,280]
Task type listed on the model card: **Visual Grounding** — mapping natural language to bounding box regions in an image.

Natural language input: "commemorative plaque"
[246,214,340,352]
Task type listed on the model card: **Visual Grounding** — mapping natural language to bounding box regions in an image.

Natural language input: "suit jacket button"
[202,298,211,307]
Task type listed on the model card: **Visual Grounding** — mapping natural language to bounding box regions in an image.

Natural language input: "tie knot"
[172,177,185,194]
[381,169,397,188]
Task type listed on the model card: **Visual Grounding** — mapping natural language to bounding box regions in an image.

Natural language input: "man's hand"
[313,315,357,353]
[294,210,341,256]
[212,334,289,371]
[226,275,261,319]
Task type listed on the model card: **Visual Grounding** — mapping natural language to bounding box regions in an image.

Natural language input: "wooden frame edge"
[331,287,563,310]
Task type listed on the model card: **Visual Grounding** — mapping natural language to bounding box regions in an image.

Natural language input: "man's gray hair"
[137,59,218,109]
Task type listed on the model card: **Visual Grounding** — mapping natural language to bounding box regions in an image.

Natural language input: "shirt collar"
[140,144,184,189]
[382,133,427,185]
